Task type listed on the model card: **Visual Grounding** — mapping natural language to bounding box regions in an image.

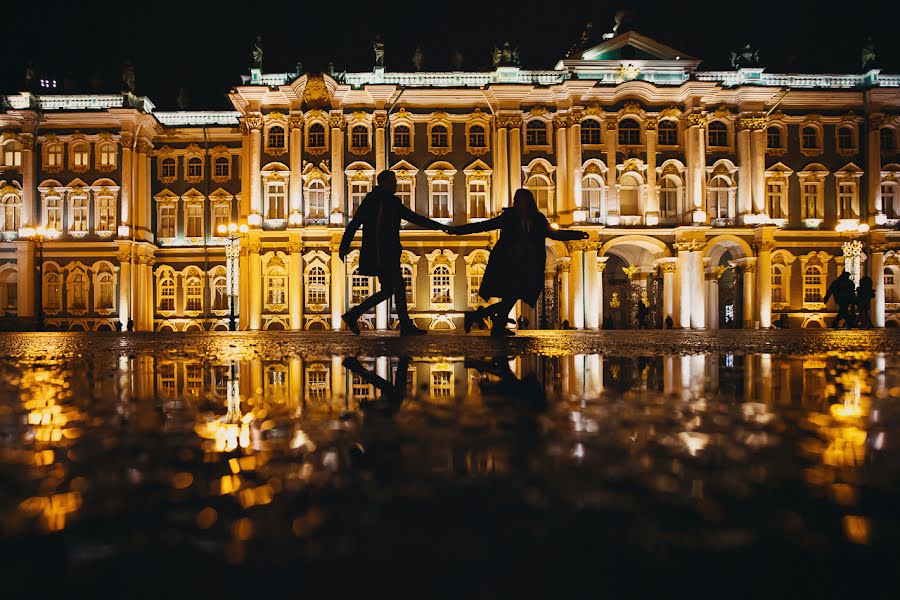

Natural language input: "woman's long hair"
[512,188,540,234]
[858,275,874,295]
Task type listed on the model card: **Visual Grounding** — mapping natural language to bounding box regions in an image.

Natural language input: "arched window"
[185,276,203,311]
[0,269,17,313]
[72,143,90,169]
[401,263,414,305]
[659,175,680,219]
[46,143,64,169]
[468,125,486,149]
[266,267,287,306]
[350,268,371,306]
[881,128,896,152]
[306,265,327,305]
[161,157,176,179]
[582,175,603,220]
[766,127,782,149]
[802,126,819,150]
[468,263,485,306]
[2,141,23,167]
[97,271,115,309]
[187,157,203,179]
[580,119,602,145]
[430,179,451,218]
[431,264,452,304]
[431,125,449,150]
[618,172,641,216]
[708,121,728,147]
[350,125,369,149]
[883,182,898,219]
[658,120,678,146]
[213,277,228,310]
[267,126,285,150]
[1,193,20,232]
[618,119,640,146]
[771,264,785,303]
[838,126,854,150]
[70,273,88,310]
[525,120,548,146]
[159,274,176,311]
[884,268,897,303]
[44,272,61,310]
[266,180,286,219]
[98,143,117,168]
[307,180,327,218]
[214,156,230,178]
[525,174,553,215]
[308,123,326,149]
[803,266,824,303]
[393,125,411,149]
[707,176,731,221]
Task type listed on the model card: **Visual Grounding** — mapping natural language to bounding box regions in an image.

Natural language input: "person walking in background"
[636,299,650,329]
[452,189,588,336]
[855,275,875,328]
[339,170,451,336]
[823,271,856,328]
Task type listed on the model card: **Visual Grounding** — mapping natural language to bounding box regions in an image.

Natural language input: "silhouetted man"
[824,271,856,328]
[339,170,450,335]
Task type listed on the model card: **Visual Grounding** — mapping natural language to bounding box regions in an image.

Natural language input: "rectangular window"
[5,283,17,310]
[306,368,329,401]
[431,268,452,304]
[45,198,62,231]
[469,272,483,306]
[801,183,819,219]
[397,179,412,209]
[98,276,114,309]
[213,204,230,234]
[886,272,897,303]
[185,364,203,397]
[158,205,176,238]
[766,181,784,219]
[97,196,115,232]
[214,157,230,178]
[47,146,63,168]
[71,197,88,232]
[468,181,488,219]
[161,159,176,179]
[99,144,116,167]
[185,204,203,238]
[883,184,897,219]
[187,158,203,179]
[350,182,369,216]
[431,370,452,398]
[159,364,176,397]
[266,182,286,219]
[431,181,450,219]
[838,182,855,219]
[351,273,370,306]
[771,267,784,303]
[160,278,175,311]
[307,270,327,305]
[73,146,90,168]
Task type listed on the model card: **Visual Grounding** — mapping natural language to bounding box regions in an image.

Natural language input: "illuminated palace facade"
[2,30,900,332]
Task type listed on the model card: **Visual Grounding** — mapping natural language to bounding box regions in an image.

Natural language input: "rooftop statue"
[493,42,520,68]
[451,48,464,71]
[122,60,136,94]
[373,35,385,67]
[412,47,424,71]
[862,37,876,71]
[730,43,760,70]
[252,35,264,70]
[568,21,594,56]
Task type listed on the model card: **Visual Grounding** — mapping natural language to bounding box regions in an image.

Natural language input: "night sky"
[2,0,898,110]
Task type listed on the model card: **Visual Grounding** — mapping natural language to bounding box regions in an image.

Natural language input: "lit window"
[0,270,17,312]
[658,120,677,146]
[401,264,414,305]
[47,144,63,168]
[881,128,896,152]
[306,266,327,305]
[350,268,371,306]
[267,126,285,149]
[185,276,203,311]
[308,123,326,149]
[2,141,22,167]
[185,203,203,238]
[617,119,640,146]
[580,119,602,145]
[766,180,786,219]
[883,183,898,219]
[801,182,821,219]
[159,275,175,311]
[468,180,488,219]
[468,263,484,306]
[70,273,88,309]
[187,157,203,179]
[708,121,728,147]
[618,173,640,216]
[468,125,486,149]
[766,127,782,149]
[431,125,449,149]
[185,364,204,397]
[582,176,603,220]
[351,125,369,149]
[396,178,413,210]
[72,143,90,169]
[214,156,230,178]
[213,277,228,310]
[45,273,61,310]
[525,175,552,215]
[393,125,411,149]
[266,267,287,306]
[431,369,452,398]
[525,121,548,146]
[350,180,370,216]
[97,196,116,232]
[803,266,823,303]
[838,181,855,219]
[97,272,115,309]
[71,196,89,232]
[212,204,230,235]
[266,181,286,219]
[45,195,62,231]
[659,176,679,219]
[158,205,176,238]
[307,180,327,218]
[771,265,785,303]
[838,127,854,150]
[1,193,20,232]
[159,364,176,396]
[431,264,452,304]
[98,143,117,168]
[306,367,329,401]
[430,180,451,219]
[161,157,176,179]
[707,176,730,221]
[802,126,819,150]
[884,269,897,303]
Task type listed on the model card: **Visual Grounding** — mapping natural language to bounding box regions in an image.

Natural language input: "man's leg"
[343,285,391,334]
[381,268,425,334]
[487,298,517,334]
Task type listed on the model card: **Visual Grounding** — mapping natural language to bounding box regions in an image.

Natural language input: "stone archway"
[600,236,670,329]
[705,236,753,329]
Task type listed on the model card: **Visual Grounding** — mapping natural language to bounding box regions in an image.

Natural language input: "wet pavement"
[1,330,899,598]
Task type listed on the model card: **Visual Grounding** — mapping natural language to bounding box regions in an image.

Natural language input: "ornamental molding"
[328,112,346,130]
[644,117,658,131]
[737,115,767,131]
[673,240,706,252]
[245,113,263,130]
[685,113,707,129]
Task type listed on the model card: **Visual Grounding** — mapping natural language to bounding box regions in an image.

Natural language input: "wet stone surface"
[0,331,899,597]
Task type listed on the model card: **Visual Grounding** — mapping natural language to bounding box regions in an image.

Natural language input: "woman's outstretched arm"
[547,225,589,242]
[453,213,505,235]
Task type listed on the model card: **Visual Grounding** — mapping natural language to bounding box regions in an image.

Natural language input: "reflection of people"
[342,356,410,408]
[453,189,588,336]
[856,276,875,328]
[465,357,546,410]
[636,300,650,329]
[824,271,856,328]
[339,171,451,336]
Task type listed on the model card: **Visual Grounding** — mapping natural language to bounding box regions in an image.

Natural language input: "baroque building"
[2,29,900,331]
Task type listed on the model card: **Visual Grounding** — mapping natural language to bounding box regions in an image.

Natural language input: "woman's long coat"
[455,209,587,307]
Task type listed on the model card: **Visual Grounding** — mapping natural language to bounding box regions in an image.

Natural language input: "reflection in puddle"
[1,348,899,592]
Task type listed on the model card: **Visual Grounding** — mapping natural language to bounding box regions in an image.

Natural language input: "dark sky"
[2,0,898,110]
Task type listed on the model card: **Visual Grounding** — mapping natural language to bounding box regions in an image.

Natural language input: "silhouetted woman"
[856,275,875,328]
[452,189,588,336]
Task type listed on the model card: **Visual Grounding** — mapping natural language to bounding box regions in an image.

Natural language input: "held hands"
[439,224,457,235]
[578,231,589,240]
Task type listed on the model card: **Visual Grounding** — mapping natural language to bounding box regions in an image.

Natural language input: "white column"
[706,271,719,329]
[657,259,677,327]
[289,115,303,225]
[597,257,607,328]
[375,279,388,330]
[676,246,692,328]
[508,117,522,195]
[872,249,886,327]
[554,116,569,222]
[289,239,303,330]
[495,122,509,211]
[14,241,34,318]
[645,119,659,224]
[117,244,131,328]
[757,242,773,328]
[239,244,249,330]
[686,115,707,223]
[248,114,263,221]
[567,110,583,218]
[330,113,345,218]
[558,259,570,327]
[583,246,599,329]
[741,259,757,328]
[21,139,35,227]
[120,134,132,228]
[736,124,752,218]
[248,236,262,330]
[750,124,767,216]
[868,123,883,223]
[604,117,618,222]
[690,250,706,329]
[330,242,345,330]
[568,245,585,329]
[374,113,387,173]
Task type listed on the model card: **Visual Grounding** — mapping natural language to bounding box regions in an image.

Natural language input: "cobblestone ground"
[0,330,898,598]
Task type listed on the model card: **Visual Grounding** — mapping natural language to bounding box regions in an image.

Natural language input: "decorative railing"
[155,111,241,126]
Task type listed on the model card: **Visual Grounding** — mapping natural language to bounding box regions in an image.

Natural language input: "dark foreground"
[0,330,899,598]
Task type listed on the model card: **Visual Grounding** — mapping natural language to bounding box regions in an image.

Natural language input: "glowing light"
[217,224,227,235]
[239,224,249,234]
[228,222,238,233]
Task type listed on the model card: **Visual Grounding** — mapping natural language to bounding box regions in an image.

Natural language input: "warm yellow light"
[217,224,227,235]
[239,224,249,234]
[549,222,560,230]
[228,223,238,234]
[857,223,870,233]
[36,226,47,236]
[20,227,36,238]
[46,227,59,238]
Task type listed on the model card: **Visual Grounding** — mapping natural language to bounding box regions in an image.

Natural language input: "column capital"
[706,265,727,280]
[657,261,677,273]
[136,139,153,154]
[288,114,304,130]
[623,266,641,280]
[553,114,568,130]
[566,240,588,252]
[644,117,658,131]
[604,116,618,130]
[685,113,707,129]
[569,107,585,124]
[754,240,776,252]
[673,240,706,252]
[328,112,346,130]
[373,113,388,129]
[557,257,571,273]
[245,112,264,130]
[737,115,767,131]
[288,239,303,254]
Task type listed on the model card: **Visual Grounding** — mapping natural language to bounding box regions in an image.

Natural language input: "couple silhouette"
[339,170,588,336]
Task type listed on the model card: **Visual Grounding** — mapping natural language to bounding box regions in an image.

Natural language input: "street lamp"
[21,226,60,331]
[217,222,248,331]
[835,222,870,288]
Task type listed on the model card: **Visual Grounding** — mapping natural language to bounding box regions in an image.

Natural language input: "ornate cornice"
[738,116,767,131]
[673,240,706,252]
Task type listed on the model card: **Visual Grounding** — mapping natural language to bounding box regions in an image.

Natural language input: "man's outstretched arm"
[399,202,451,232]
